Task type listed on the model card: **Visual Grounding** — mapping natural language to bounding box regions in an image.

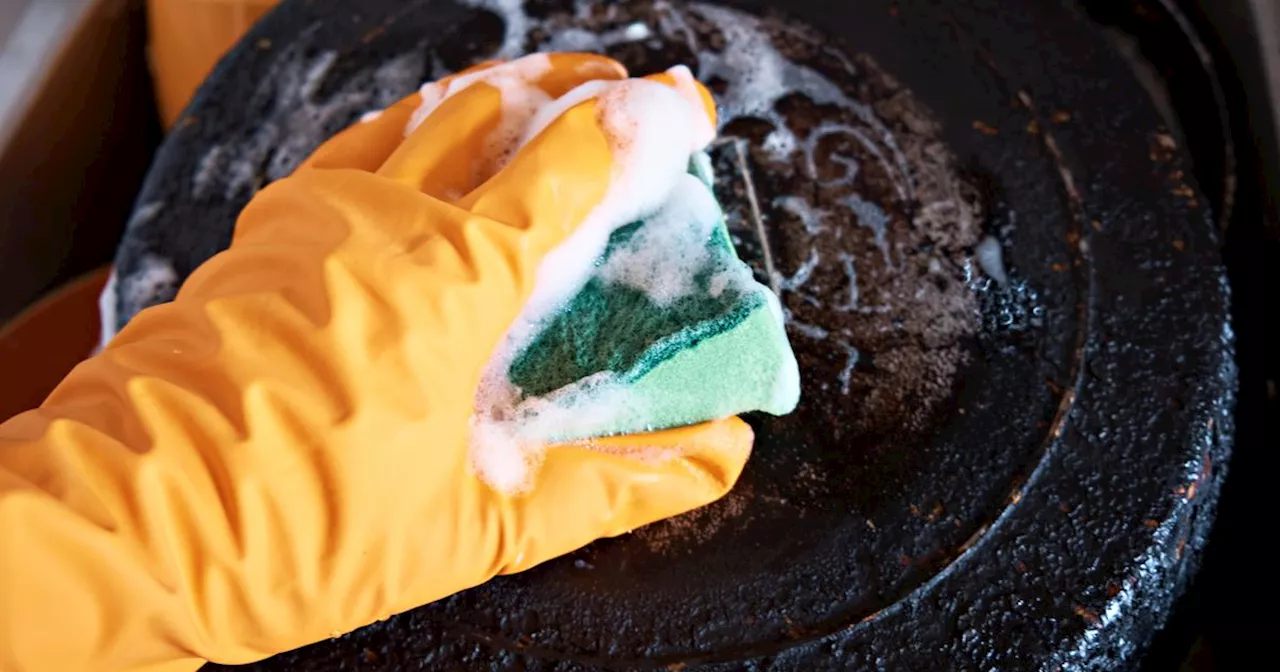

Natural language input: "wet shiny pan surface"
[111,0,1235,669]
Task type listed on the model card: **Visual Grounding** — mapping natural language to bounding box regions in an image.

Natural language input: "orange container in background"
[0,267,110,422]
[146,0,281,128]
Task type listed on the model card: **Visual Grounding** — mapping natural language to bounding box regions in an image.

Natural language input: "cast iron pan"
[107,0,1236,669]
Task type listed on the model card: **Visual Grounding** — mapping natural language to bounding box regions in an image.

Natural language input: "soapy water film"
[106,0,1043,436]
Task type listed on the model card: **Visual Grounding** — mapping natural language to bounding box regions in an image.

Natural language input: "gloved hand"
[0,53,751,671]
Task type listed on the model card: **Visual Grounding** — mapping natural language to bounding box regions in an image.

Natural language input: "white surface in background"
[1250,0,1280,150]
[0,0,91,153]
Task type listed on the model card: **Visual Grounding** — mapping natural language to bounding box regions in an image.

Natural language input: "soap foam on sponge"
[453,62,798,493]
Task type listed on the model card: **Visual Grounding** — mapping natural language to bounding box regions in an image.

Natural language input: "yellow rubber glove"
[0,54,751,672]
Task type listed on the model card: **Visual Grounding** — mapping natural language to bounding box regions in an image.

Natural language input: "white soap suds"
[654,0,701,56]
[515,79,612,148]
[98,202,165,348]
[708,269,734,298]
[464,0,912,279]
[678,2,911,202]
[762,129,796,157]
[975,235,1008,286]
[836,251,860,311]
[406,53,552,136]
[299,51,338,100]
[842,194,893,266]
[801,123,868,189]
[470,371,643,491]
[787,318,829,340]
[95,269,119,354]
[546,28,612,52]
[544,21,654,53]
[775,195,826,235]
[691,4,846,119]
[493,78,706,351]
[665,65,709,126]
[504,372,636,446]
[125,256,179,307]
[624,22,652,41]
[646,0,912,277]
[836,340,860,395]
[775,248,820,292]
[464,71,723,494]
[598,172,739,306]
[193,145,256,200]
[106,254,179,347]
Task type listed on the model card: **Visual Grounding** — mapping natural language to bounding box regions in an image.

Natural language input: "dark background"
[1137,0,1280,669]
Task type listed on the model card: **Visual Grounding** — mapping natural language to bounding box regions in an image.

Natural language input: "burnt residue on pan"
[111,0,1235,670]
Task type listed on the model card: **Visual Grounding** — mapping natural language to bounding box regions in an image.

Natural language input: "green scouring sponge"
[504,151,800,444]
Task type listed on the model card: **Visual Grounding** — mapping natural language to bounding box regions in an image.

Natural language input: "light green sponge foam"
[505,151,800,444]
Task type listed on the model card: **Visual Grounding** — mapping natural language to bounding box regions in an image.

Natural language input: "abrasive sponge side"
[505,151,800,444]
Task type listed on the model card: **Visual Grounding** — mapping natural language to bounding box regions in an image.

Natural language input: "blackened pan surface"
[110,0,1235,669]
